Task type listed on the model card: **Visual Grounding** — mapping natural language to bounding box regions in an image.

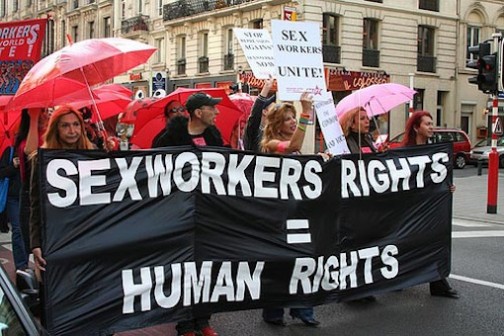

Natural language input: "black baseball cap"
[185,92,222,113]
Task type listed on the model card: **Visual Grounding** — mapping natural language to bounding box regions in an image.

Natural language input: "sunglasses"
[169,107,186,114]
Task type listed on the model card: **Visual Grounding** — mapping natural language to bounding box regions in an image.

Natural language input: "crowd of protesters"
[0,77,459,336]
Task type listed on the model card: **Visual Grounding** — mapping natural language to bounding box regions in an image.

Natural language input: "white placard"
[314,91,350,155]
[233,28,275,79]
[271,20,327,101]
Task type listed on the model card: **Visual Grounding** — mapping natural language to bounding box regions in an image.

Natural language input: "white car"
[470,136,504,168]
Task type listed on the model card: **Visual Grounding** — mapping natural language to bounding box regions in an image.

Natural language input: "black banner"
[38,144,453,335]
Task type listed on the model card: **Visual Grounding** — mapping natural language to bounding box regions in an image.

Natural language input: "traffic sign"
[494,117,503,136]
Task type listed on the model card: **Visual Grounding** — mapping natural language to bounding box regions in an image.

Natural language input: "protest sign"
[314,91,350,155]
[271,20,327,101]
[233,28,275,79]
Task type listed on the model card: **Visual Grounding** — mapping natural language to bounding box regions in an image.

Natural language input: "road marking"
[452,218,494,227]
[450,274,504,290]
[452,230,504,238]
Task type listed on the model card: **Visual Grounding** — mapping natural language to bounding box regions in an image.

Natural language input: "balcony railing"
[322,44,341,64]
[417,55,437,73]
[121,15,149,35]
[199,56,209,73]
[177,59,186,75]
[224,53,234,70]
[362,48,380,67]
[163,0,257,21]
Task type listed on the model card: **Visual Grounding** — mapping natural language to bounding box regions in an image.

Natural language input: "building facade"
[1,0,504,150]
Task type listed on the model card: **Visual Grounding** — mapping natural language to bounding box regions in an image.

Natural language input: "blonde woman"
[339,106,376,154]
[260,92,320,327]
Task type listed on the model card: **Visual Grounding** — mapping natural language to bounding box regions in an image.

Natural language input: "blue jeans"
[263,307,314,321]
[6,197,28,270]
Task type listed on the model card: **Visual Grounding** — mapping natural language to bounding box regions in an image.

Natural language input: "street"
[1,166,502,336]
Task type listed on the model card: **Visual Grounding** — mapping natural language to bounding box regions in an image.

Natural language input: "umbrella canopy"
[130,88,243,148]
[335,83,417,118]
[10,37,156,110]
[228,93,257,149]
[67,84,133,122]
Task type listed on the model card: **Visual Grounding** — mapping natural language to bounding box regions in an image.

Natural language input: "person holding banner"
[401,111,459,299]
[339,106,377,154]
[29,106,94,279]
[260,92,320,327]
[152,92,222,336]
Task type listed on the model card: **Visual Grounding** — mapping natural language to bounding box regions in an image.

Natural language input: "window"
[138,0,143,14]
[466,26,480,61]
[73,0,79,9]
[13,0,18,12]
[0,0,5,17]
[26,0,32,7]
[154,37,165,63]
[419,0,439,12]
[176,35,186,75]
[121,0,126,19]
[322,13,340,63]
[103,17,111,37]
[158,0,163,16]
[198,31,209,73]
[363,19,379,67]
[417,25,436,72]
[72,25,79,43]
[250,19,263,29]
[223,28,234,70]
[61,20,66,46]
[88,21,95,39]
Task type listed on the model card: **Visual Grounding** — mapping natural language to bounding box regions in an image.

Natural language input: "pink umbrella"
[9,37,156,111]
[335,83,416,118]
[229,93,257,149]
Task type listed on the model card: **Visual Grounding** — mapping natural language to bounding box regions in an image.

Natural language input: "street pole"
[487,33,501,214]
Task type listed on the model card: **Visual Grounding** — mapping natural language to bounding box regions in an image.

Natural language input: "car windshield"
[474,137,504,147]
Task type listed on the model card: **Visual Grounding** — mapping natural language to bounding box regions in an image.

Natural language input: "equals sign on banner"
[286,219,311,244]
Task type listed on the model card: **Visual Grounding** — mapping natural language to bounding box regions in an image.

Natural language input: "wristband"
[297,124,306,132]
[299,113,310,125]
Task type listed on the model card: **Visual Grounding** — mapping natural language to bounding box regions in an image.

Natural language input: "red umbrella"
[229,93,256,149]
[130,88,242,148]
[9,37,156,111]
[67,84,133,122]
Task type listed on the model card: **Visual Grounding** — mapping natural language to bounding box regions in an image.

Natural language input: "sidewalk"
[452,172,504,225]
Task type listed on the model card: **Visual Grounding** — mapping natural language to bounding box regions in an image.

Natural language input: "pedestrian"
[29,106,95,281]
[400,110,459,299]
[0,143,27,271]
[339,106,378,303]
[242,75,276,151]
[151,99,188,147]
[260,92,320,327]
[152,92,222,336]
[339,106,377,154]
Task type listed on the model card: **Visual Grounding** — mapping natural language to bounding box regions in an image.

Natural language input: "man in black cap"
[152,92,223,336]
[153,92,223,148]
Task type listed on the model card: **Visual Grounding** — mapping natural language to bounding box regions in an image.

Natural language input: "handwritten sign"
[271,20,327,101]
[314,91,350,155]
[234,28,275,79]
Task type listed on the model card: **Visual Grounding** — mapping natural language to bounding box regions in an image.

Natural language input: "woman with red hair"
[401,111,459,299]
[29,106,94,280]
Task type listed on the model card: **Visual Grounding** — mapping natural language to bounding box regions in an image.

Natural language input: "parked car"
[469,136,504,168]
[0,265,45,335]
[388,128,472,169]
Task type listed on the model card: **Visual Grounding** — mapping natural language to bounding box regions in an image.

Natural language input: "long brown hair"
[260,102,296,153]
[42,105,95,149]
[338,107,366,137]
[400,110,433,147]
